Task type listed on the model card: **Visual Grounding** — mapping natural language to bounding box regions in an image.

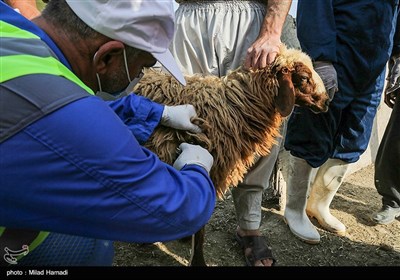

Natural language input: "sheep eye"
[301,76,308,82]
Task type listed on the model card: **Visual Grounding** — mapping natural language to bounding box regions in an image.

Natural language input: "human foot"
[235,228,275,266]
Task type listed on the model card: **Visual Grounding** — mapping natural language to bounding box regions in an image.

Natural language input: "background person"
[372,12,400,225]
[284,0,399,244]
[170,0,300,266]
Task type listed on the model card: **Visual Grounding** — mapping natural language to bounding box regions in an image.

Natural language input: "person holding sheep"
[372,12,400,225]
[170,0,300,266]
[0,0,216,266]
[284,0,399,244]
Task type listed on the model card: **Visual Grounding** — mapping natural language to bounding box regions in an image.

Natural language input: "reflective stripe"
[0,227,48,251]
[0,227,39,250]
[0,55,94,94]
[0,227,49,265]
[1,37,58,58]
[0,20,40,39]
[22,232,49,258]
[0,20,94,95]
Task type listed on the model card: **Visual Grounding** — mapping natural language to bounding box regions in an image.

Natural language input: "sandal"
[235,232,276,266]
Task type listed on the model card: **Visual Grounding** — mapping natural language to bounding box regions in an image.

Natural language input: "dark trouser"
[285,66,384,168]
[374,93,400,208]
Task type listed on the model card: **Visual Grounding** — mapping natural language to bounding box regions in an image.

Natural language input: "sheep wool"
[134,44,328,199]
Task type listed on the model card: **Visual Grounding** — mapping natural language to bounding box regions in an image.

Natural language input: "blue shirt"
[297,0,399,90]
[0,2,216,243]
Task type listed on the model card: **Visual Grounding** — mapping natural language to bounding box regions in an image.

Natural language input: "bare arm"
[244,0,292,69]
[6,0,41,19]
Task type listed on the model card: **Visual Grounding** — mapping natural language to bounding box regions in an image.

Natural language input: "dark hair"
[41,0,100,41]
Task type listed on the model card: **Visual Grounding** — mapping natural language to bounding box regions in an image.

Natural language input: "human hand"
[7,0,41,19]
[161,105,202,133]
[313,61,338,101]
[244,36,281,69]
[384,55,400,108]
[173,143,214,174]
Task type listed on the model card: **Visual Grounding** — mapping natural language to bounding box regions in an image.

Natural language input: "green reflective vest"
[0,19,94,264]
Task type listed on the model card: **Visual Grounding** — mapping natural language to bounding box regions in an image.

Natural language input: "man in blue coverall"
[283,0,399,244]
[0,0,216,266]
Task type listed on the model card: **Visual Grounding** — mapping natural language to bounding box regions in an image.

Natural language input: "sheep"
[133,44,329,266]
[134,44,328,198]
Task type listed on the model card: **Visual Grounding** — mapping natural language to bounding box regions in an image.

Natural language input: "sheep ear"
[275,69,295,117]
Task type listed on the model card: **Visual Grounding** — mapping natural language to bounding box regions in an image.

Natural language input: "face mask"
[94,48,143,101]
[124,70,144,94]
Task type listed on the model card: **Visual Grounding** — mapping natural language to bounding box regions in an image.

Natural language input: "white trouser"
[171,1,300,76]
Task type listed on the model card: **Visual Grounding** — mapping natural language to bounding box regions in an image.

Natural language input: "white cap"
[65,0,186,85]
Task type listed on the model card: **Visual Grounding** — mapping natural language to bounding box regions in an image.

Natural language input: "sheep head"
[273,44,329,116]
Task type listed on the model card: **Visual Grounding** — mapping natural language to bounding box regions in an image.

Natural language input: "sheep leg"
[188,227,207,266]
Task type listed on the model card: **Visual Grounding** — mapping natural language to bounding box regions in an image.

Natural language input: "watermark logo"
[3,245,29,265]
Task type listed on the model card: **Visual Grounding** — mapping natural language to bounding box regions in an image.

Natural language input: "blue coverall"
[285,0,400,168]
[0,3,216,266]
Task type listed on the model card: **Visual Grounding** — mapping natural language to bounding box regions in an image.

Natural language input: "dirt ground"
[113,162,400,267]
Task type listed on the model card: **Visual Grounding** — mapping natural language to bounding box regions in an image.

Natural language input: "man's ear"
[92,41,125,74]
[275,67,295,117]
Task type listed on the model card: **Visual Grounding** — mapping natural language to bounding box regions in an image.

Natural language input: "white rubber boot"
[306,158,349,236]
[284,155,320,244]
